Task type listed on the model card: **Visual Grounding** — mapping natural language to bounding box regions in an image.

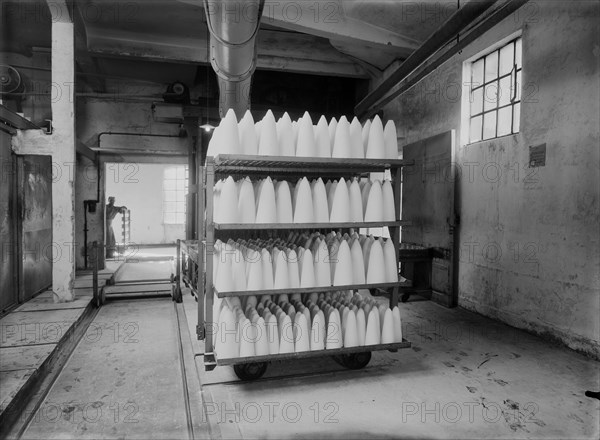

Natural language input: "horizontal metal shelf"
[208,154,411,174]
[213,221,410,230]
[208,340,412,367]
[214,281,411,298]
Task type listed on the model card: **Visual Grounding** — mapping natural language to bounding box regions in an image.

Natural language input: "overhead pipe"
[355,0,497,117]
[203,0,265,118]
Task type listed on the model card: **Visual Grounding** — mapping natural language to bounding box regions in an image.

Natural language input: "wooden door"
[18,155,53,301]
[401,130,459,307]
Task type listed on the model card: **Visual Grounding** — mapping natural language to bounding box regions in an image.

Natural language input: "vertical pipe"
[92,241,99,306]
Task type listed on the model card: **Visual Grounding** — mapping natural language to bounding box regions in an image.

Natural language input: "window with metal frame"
[163,166,188,224]
[468,37,522,143]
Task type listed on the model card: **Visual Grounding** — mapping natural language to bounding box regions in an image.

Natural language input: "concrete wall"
[383,2,599,357]
[105,163,185,245]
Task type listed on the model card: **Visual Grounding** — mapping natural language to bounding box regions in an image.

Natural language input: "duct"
[203,0,264,118]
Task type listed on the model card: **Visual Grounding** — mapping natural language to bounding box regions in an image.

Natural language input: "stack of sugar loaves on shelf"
[213,176,395,224]
[213,290,403,359]
[206,109,399,159]
[212,232,398,294]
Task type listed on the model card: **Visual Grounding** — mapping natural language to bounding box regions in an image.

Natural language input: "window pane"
[164,201,177,212]
[164,212,176,224]
[499,43,514,76]
[498,76,512,107]
[164,168,177,180]
[164,190,177,202]
[176,212,186,224]
[471,87,484,115]
[484,81,498,111]
[515,38,522,69]
[485,51,498,83]
[164,179,176,191]
[472,59,484,86]
[470,116,482,143]
[515,70,522,102]
[483,111,497,140]
[513,103,521,132]
[497,106,512,137]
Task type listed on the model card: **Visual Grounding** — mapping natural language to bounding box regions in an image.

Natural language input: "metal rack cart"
[181,154,415,380]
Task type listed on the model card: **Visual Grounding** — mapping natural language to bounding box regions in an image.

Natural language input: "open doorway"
[104,162,187,261]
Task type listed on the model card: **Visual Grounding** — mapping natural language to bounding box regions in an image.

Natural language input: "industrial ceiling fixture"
[200,22,215,133]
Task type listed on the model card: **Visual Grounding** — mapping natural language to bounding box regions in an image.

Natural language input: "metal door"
[401,130,459,307]
[0,131,18,313]
[18,155,53,301]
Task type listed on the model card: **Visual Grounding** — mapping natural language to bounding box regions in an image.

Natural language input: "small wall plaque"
[529,143,546,167]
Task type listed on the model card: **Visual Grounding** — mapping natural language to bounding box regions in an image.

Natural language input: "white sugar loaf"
[331,116,352,158]
[384,120,398,159]
[311,178,330,223]
[258,110,279,156]
[349,117,364,158]
[315,116,331,157]
[366,115,385,159]
[382,180,395,221]
[296,112,316,157]
[239,110,258,155]
[277,112,295,156]
[328,117,338,152]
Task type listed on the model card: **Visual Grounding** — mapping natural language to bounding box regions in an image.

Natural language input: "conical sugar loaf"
[215,249,234,293]
[277,112,295,156]
[348,179,363,222]
[332,116,352,158]
[254,317,269,356]
[294,313,310,352]
[273,249,290,289]
[333,240,353,286]
[364,180,384,222]
[275,181,293,223]
[325,308,342,349]
[216,305,239,358]
[360,180,372,217]
[328,117,337,151]
[266,314,280,354]
[254,120,262,144]
[256,177,277,223]
[311,178,329,223]
[383,238,399,282]
[356,308,366,346]
[326,181,337,216]
[344,310,359,347]
[382,180,395,221]
[245,249,262,290]
[295,112,316,157]
[258,110,279,156]
[219,176,239,224]
[298,248,316,288]
[293,177,314,223]
[219,108,242,155]
[239,318,256,357]
[206,124,221,158]
[239,110,258,155]
[232,249,247,291]
[361,119,371,156]
[378,303,387,333]
[261,248,274,290]
[278,314,294,353]
[315,115,331,157]
[329,177,351,222]
[381,308,395,344]
[349,117,364,158]
[392,306,402,342]
[286,249,300,288]
[366,239,386,284]
[366,115,385,159]
[237,177,256,223]
[350,238,366,284]
[313,238,332,287]
[310,310,325,350]
[384,120,398,159]
[365,307,381,345]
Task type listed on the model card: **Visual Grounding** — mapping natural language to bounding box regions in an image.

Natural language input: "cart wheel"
[233,362,268,381]
[401,293,410,303]
[334,352,372,370]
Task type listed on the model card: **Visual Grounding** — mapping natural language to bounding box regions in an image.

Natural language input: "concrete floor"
[184,292,600,439]
[13,257,599,439]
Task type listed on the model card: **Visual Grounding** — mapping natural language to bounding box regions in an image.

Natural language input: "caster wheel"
[401,293,410,303]
[333,352,372,370]
[233,362,268,381]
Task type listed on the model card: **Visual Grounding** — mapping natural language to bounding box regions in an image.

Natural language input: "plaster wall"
[383,2,600,357]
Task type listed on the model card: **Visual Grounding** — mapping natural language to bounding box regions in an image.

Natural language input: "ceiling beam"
[260,1,421,52]
[73,2,105,92]
[84,26,368,78]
